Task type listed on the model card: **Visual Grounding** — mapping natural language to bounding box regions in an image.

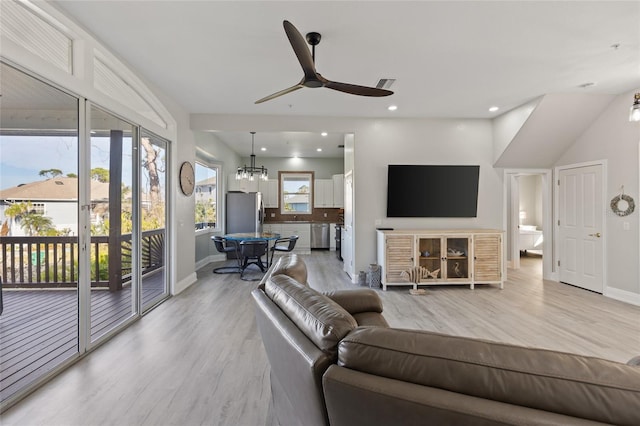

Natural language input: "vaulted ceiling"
[49,1,640,158]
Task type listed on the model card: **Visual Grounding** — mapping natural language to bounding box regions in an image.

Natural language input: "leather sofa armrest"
[323,289,383,315]
[628,355,640,366]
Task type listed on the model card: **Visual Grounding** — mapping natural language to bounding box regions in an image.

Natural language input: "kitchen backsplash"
[265,208,343,223]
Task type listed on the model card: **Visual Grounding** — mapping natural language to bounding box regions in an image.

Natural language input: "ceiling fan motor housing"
[305,32,321,46]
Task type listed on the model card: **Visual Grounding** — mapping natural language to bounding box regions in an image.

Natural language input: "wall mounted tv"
[386,165,480,217]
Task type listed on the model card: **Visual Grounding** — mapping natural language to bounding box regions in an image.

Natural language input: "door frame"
[503,169,553,280]
[554,160,607,291]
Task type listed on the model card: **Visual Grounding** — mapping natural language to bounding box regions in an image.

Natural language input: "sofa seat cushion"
[338,327,640,425]
[266,274,357,356]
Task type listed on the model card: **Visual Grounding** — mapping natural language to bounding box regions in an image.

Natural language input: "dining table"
[223,232,281,269]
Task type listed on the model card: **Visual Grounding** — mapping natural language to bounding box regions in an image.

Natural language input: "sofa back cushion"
[268,253,308,285]
[338,327,640,425]
[266,274,357,356]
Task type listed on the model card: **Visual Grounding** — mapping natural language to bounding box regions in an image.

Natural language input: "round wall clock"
[179,161,195,196]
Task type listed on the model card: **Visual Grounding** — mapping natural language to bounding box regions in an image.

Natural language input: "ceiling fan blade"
[324,81,393,97]
[325,81,394,97]
[255,83,304,104]
[283,20,317,80]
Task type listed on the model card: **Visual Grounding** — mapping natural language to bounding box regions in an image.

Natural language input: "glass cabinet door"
[444,237,470,280]
[417,237,442,281]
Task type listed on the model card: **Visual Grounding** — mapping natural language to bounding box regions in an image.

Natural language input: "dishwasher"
[311,223,330,249]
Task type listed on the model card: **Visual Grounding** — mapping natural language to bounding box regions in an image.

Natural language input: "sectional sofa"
[252,254,640,425]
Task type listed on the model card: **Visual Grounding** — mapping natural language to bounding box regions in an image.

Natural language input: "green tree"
[22,214,54,236]
[196,200,216,225]
[66,172,78,178]
[39,168,63,179]
[91,167,110,183]
[4,201,55,236]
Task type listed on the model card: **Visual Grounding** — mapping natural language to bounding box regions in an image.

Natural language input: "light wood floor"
[2,251,639,425]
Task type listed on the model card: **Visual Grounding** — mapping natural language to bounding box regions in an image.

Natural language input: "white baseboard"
[195,254,225,271]
[605,286,640,306]
[173,272,197,295]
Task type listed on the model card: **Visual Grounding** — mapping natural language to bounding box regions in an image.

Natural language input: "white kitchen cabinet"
[332,174,344,208]
[262,223,275,234]
[228,173,258,193]
[313,179,334,207]
[280,223,311,254]
[259,179,279,208]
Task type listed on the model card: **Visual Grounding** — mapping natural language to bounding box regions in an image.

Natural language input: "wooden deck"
[0,271,166,402]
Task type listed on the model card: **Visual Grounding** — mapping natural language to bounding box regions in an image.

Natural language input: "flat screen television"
[386,165,480,217]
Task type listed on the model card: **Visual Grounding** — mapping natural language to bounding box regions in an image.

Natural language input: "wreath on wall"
[610,193,635,217]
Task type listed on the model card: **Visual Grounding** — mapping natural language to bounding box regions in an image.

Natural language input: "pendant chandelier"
[630,93,640,122]
[236,131,268,181]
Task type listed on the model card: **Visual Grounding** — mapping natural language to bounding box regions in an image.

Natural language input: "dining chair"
[212,236,241,274]
[269,235,299,266]
[239,239,269,280]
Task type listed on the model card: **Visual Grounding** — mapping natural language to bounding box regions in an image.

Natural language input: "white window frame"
[194,161,221,232]
[279,171,314,215]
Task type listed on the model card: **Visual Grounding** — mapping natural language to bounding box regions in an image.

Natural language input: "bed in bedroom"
[519,225,543,253]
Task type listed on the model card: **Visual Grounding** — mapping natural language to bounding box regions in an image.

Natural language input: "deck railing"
[0,229,164,289]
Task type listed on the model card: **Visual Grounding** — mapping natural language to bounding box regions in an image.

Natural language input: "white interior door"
[558,164,604,293]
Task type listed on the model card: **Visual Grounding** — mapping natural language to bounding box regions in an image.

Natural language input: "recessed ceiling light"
[388,105,398,111]
[316,148,322,152]
[321,132,328,137]
[489,106,499,112]
[261,147,267,151]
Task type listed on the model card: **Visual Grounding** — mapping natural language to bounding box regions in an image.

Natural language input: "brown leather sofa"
[252,255,640,426]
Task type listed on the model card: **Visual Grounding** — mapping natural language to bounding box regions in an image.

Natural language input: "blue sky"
[0,135,143,190]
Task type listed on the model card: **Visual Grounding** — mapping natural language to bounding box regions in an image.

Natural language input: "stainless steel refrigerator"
[225,191,264,234]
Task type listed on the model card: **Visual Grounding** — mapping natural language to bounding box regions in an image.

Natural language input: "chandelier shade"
[630,93,640,122]
[236,132,268,181]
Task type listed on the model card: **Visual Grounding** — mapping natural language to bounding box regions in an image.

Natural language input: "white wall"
[193,132,242,264]
[493,98,539,164]
[150,86,197,291]
[555,90,640,295]
[353,118,503,271]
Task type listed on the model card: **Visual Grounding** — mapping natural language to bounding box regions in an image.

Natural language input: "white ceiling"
[53,1,640,158]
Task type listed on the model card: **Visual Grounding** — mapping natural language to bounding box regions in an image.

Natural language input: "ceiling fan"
[255,20,394,104]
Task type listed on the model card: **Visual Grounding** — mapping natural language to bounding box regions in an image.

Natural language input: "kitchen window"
[195,162,219,230]
[280,171,314,215]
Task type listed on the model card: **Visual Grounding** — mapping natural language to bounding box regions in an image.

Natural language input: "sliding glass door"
[0,62,171,406]
[139,131,169,312]
[0,63,80,402]
[89,106,137,342]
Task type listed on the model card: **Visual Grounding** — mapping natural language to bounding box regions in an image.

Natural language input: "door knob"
[588,232,601,238]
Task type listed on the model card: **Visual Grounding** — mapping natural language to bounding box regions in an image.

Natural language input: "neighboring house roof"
[0,177,110,201]
[196,176,216,186]
[284,194,309,204]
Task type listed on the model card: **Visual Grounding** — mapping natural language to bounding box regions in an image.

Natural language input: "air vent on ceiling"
[376,78,396,89]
